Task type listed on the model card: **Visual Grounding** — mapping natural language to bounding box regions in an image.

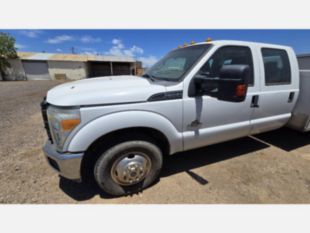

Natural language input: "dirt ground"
[1,80,310,204]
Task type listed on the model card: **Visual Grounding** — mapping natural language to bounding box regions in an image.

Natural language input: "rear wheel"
[94,140,163,196]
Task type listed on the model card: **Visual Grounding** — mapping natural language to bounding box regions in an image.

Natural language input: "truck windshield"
[143,44,211,82]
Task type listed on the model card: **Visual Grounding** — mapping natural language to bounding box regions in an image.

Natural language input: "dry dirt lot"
[1,80,310,204]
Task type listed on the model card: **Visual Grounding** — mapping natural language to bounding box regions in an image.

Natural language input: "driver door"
[183,45,258,150]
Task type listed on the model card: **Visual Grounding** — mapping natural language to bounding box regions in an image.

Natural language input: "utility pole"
[70,47,76,54]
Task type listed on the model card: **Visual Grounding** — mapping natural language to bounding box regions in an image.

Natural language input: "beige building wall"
[5,59,27,80]
[47,61,88,80]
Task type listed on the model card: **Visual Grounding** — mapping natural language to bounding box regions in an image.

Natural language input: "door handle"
[251,95,259,108]
[288,92,295,103]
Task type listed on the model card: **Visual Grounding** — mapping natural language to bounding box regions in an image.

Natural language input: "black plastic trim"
[40,97,53,143]
[148,91,183,102]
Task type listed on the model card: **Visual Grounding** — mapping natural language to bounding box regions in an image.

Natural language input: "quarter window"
[262,48,291,85]
[197,46,254,85]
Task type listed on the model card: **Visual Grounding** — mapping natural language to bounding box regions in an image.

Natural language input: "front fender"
[67,110,183,154]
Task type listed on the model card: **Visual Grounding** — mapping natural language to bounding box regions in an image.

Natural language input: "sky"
[2,29,310,67]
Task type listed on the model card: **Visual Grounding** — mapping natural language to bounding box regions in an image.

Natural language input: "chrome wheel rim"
[111,152,152,186]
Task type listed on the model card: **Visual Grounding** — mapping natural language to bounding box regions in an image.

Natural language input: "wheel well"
[80,127,170,182]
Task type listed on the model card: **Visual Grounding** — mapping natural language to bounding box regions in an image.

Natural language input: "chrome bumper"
[43,141,84,181]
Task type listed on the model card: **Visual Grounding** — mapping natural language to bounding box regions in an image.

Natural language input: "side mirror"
[191,64,249,102]
[217,64,250,102]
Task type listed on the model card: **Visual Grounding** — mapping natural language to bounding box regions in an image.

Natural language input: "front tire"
[94,140,163,196]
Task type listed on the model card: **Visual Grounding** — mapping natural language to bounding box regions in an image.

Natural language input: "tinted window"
[262,48,291,85]
[197,46,254,85]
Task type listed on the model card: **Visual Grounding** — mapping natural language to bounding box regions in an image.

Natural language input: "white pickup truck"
[41,40,310,196]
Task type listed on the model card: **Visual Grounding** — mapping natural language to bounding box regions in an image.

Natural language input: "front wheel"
[94,140,163,196]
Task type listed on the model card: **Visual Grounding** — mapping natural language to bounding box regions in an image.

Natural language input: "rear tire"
[94,140,163,196]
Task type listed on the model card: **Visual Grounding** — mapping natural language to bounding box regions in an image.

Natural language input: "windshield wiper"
[142,73,157,82]
[142,73,178,82]
[154,77,178,82]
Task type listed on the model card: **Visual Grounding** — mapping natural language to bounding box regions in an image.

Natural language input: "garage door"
[23,61,51,80]
[88,62,112,78]
[112,62,131,75]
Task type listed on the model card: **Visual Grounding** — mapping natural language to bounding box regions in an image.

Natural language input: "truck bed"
[288,70,310,132]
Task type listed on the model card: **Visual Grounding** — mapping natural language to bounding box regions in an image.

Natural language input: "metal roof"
[87,55,136,62]
[22,53,54,61]
[17,52,36,59]
[17,52,136,63]
[49,54,88,62]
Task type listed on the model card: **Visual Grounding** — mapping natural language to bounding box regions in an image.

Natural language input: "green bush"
[0,32,17,81]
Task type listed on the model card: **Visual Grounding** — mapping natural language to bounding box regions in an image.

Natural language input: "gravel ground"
[1,80,310,204]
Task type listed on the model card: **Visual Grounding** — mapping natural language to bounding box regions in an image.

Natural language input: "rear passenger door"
[250,47,299,134]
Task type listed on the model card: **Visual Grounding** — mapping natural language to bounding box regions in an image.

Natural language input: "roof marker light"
[206,37,212,42]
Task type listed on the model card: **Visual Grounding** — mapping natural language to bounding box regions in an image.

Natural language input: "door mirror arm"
[193,76,219,97]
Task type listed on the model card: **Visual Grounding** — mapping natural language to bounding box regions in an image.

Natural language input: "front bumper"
[43,141,84,181]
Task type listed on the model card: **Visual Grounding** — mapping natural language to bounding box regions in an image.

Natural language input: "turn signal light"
[235,84,247,97]
[61,119,81,131]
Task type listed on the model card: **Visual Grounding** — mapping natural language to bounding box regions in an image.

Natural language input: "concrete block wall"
[47,61,88,80]
[5,59,27,80]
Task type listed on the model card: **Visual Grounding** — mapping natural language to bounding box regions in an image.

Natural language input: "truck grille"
[40,97,53,143]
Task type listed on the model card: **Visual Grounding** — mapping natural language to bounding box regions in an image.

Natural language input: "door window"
[261,48,291,85]
[197,46,254,85]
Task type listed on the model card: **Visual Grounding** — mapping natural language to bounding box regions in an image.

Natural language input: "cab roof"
[178,40,292,51]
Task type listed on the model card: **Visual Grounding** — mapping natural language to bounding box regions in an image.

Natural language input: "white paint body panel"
[68,110,183,154]
[45,40,307,155]
[182,42,260,150]
[250,45,299,134]
[47,75,166,106]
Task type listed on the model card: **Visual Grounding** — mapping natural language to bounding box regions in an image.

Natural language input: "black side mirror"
[190,64,250,102]
[217,64,250,102]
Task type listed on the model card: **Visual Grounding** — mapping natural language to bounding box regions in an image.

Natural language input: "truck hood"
[46,76,166,106]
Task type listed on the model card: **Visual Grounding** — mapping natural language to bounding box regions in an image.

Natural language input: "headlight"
[47,106,81,151]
